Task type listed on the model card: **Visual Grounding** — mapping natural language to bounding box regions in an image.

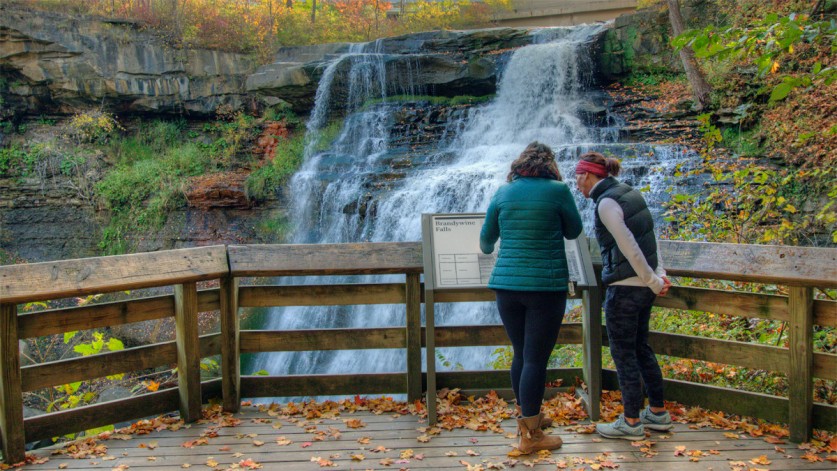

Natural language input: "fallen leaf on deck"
[801,452,823,462]
[345,419,366,428]
[750,455,771,465]
[238,458,263,469]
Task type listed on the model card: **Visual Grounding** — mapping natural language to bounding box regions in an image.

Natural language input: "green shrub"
[65,111,123,145]
[0,145,28,176]
[245,132,305,201]
[625,71,682,87]
[96,122,217,254]
[264,103,303,128]
[722,127,762,157]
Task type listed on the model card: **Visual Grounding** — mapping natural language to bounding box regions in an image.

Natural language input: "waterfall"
[248,25,697,394]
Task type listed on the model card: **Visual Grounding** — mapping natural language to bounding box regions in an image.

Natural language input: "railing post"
[580,238,603,421]
[220,276,240,413]
[788,286,813,442]
[405,273,422,402]
[175,282,201,422]
[425,289,437,424]
[581,285,603,421]
[0,303,25,464]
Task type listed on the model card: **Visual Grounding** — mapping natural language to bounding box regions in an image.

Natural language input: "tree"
[666,0,712,109]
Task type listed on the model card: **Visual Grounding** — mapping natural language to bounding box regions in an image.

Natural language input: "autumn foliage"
[15,0,509,62]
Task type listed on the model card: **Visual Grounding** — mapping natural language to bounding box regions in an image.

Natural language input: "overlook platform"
[19,405,837,470]
[1,241,835,467]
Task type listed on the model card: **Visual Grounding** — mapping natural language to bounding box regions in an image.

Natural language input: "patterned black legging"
[604,285,665,419]
[495,289,567,418]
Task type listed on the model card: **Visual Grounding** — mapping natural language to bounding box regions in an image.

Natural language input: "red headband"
[575,160,608,178]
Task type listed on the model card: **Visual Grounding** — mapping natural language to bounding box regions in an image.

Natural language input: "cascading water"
[248,25,696,394]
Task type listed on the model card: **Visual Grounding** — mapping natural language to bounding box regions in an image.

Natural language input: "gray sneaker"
[640,406,674,431]
[595,415,645,440]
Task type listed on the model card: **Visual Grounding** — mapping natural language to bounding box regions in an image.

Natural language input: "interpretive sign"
[421,213,594,290]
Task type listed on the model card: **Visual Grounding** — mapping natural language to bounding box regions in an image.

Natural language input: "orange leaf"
[801,453,823,462]
[749,455,771,465]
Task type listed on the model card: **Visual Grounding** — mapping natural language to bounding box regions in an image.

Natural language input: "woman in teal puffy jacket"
[480,141,583,453]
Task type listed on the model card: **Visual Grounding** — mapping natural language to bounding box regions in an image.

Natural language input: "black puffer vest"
[591,177,658,284]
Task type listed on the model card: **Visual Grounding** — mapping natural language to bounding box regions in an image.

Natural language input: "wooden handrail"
[227,242,423,276]
[0,245,228,304]
[659,240,837,287]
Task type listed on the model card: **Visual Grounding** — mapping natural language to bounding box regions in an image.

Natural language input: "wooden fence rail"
[0,241,835,463]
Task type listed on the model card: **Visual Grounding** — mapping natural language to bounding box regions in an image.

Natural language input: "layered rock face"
[247,28,533,112]
[0,7,557,119]
[0,7,256,118]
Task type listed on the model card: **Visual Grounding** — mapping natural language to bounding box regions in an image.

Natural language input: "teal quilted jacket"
[480,176,583,291]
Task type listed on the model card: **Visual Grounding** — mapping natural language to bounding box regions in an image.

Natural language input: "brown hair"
[578,151,621,177]
[507,141,562,182]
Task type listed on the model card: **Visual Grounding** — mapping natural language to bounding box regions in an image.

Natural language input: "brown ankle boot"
[516,414,563,454]
[514,406,553,433]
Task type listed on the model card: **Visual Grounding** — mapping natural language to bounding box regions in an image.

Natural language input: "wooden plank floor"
[20,407,836,471]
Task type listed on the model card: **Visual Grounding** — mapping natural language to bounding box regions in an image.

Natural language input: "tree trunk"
[811,0,825,17]
[311,0,317,23]
[667,0,712,109]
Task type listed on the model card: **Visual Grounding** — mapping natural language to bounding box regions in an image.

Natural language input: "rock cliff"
[0,7,256,119]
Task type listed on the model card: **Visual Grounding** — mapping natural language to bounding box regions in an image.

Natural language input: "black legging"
[495,289,567,418]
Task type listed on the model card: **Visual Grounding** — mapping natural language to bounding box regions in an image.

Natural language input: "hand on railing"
[659,276,672,297]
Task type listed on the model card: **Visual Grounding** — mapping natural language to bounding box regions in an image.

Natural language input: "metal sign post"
[420,213,597,423]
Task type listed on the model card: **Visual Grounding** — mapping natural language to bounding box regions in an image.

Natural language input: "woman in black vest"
[574,151,673,440]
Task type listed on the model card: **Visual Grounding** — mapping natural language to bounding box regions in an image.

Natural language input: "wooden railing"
[0,241,835,463]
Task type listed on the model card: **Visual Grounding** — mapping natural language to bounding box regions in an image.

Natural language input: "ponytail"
[578,151,621,177]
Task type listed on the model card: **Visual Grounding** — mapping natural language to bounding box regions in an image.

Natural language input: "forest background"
[0,0,835,438]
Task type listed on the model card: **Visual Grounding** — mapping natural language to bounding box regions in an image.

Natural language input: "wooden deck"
[19,406,836,471]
